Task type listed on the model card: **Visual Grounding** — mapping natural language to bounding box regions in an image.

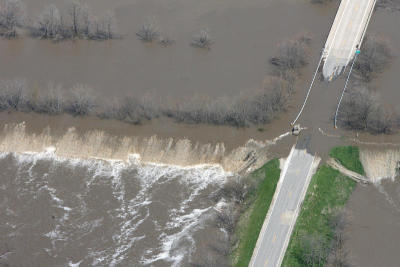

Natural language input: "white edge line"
[249,144,296,267]
[276,154,321,267]
[347,0,376,61]
[324,0,352,61]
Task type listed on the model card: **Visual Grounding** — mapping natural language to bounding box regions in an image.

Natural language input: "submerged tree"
[354,34,392,82]
[136,20,159,42]
[0,0,25,38]
[31,1,118,40]
[35,4,62,38]
[191,29,213,49]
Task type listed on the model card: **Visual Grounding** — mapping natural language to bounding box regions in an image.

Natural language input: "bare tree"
[64,84,95,116]
[158,35,175,46]
[338,86,396,134]
[31,83,64,114]
[136,20,159,42]
[31,2,118,40]
[35,4,61,39]
[328,212,353,267]
[69,0,82,36]
[0,0,25,38]
[354,34,392,82]
[191,29,213,49]
[0,78,28,110]
[298,233,329,266]
[270,35,310,73]
[99,11,116,39]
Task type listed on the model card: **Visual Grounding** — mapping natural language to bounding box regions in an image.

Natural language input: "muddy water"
[345,178,400,267]
[295,3,400,144]
[0,152,232,266]
[0,120,293,266]
[0,0,334,99]
[1,0,400,266]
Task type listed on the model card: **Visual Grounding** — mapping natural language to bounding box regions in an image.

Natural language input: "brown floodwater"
[0,0,335,100]
[344,178,400,267]
[1,0,400,266]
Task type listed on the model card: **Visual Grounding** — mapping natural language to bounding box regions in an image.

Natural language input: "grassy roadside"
[231,158,281,267]
[282,164,357,266]
[330,146,365,175]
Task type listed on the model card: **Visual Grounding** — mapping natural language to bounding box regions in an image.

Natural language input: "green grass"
[232,158,281,267]
[329,146,365,175]
[282,165,357,267]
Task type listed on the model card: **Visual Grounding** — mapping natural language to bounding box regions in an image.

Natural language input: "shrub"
[136,21,159,42]
[64,84,95,116]
[191,29,213,49]
[30,2,118,41]
[0,0,25,38]
[338,86,396,134]
[270,35,310,73]
[354,34,392,82]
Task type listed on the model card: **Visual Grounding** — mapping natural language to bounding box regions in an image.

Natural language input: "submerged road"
[249,136,319,267]
[322,0,377,79]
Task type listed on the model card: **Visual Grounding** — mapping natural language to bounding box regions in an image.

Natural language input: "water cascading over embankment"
[360,148,400,183]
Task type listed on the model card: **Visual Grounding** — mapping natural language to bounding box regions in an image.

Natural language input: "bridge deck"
[322,0,376,79]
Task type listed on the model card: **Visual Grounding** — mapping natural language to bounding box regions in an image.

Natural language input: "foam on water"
[0,122,275,173]
[0,148,232,266]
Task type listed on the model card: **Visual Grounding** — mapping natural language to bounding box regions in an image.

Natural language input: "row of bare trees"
[337,34,397,134]
[0,34,311,127]
[166,34,311,126]
[337,86,397,134]
[30,1,117,40]
[353,35,392,82]
[0,0,25,38]
[0,0,117,40]
[0,78,290,127]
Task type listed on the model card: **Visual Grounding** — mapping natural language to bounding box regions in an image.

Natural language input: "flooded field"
[0,0,335,99]
[1,0,400,266]
[345,178,400,267]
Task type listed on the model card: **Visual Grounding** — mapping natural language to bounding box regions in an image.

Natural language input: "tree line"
[0,34,312,127]
[0,0,117,40]
[337,34,398,134]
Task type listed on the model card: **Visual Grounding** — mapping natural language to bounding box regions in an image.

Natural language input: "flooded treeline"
[0,34,311,127]
[0,0,117,40]
[337,34,399,134]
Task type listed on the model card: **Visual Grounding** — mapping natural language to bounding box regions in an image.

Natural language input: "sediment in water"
[359,147,400,183]
[0,122,288,173]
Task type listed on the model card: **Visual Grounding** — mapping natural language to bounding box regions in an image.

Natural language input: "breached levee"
[359,148,400,183]
[0,122,285,173]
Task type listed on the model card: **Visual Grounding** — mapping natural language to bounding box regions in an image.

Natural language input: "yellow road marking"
[264,259,269,267]
[272,234,277,243]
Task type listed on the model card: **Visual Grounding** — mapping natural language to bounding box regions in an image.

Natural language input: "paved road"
[249,138,318,267]
[322,0,377,79]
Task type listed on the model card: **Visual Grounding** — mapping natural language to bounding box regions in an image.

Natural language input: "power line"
[334,51,359,128]
[291,53,323,125]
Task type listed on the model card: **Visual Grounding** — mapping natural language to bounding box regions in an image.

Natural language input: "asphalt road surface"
[249,136,318,267]
[322,0,377,79]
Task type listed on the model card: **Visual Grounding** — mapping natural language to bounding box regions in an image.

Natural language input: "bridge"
[250,0,377,266]
[323,0,377,80]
